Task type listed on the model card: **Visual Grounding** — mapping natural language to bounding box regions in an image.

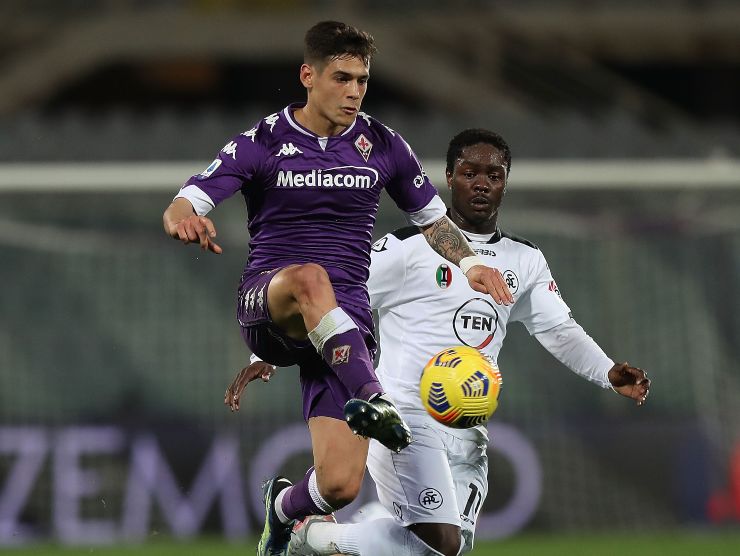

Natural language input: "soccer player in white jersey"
[232,128,651,556]
[167,21,512,556]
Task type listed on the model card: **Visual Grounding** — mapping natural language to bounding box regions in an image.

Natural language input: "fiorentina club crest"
[354,133,373,162]
[332,345,351,365]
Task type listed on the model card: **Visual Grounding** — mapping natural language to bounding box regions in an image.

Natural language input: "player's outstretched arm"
[608,362,651,406]
[224,361,277,412]
[420,216,513,305]
[163,197,223,254]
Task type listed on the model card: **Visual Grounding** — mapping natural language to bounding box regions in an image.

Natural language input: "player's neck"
[451,209,498,235]
[293,106,348,138]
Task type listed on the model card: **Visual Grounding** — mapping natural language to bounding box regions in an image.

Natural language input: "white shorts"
[366,412,488,552]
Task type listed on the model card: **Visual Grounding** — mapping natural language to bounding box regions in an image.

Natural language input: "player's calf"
[314,470,363,510]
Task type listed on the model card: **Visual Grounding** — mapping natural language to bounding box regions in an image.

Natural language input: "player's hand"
[173,215,223,254]
[465,265,514,305]
[224,362,276,412]
[608,362,650,406]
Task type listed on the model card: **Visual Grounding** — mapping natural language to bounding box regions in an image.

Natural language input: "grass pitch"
[3,531,740,555]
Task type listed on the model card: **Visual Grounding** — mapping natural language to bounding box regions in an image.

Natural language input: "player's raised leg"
[267,263,381,397]
[267,263,411,452]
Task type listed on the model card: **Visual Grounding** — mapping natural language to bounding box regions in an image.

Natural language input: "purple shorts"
[237,268,376,421]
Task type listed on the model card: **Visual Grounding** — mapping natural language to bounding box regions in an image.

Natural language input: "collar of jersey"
[283,103,358,140]
[461,228,502,244]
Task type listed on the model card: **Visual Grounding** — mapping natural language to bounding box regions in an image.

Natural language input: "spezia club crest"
[436,264,452,289]
[354,133,373,162]
[502,270,519,295]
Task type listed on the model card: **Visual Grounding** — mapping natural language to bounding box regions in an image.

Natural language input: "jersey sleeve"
[175,127,266,215]
[368,233,407,310]
[383,131,445,226]
[510,249,572,335]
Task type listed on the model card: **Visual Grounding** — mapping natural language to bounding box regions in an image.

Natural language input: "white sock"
[307,518,445,556]
[307,307,357,352]
[308,469,335,514]
[274,488,290,524]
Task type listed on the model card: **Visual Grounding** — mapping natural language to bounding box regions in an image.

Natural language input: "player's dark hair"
[446,129,512,175]
[304,21,377,67]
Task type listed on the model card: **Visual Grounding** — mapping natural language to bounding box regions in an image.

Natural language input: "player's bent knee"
[291,263,332,299]
[293,263,331,287]
[410,523,462,556]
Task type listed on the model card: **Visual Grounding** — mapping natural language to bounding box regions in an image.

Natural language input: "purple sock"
[321,329,383,400]
[280,468,334,521]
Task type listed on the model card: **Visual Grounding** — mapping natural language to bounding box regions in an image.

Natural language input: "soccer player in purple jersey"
[163,21,512,556]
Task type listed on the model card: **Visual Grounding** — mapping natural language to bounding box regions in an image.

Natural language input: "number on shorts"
[463,482,483,519]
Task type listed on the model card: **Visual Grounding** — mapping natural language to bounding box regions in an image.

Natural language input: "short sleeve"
[510,250,572,335]
[383,131,439,216]
[368,233,407,310]
[175,128,266,215]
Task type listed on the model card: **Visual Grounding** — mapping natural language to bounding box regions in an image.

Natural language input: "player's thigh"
[308,416,368,502]
[265,265,307,338]
[367,423,461,527]
[267,264,337,338]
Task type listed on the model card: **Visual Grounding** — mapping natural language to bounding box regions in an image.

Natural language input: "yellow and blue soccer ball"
[420,346,503,429]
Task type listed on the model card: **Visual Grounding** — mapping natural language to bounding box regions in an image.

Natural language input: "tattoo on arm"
[421,216,475,265]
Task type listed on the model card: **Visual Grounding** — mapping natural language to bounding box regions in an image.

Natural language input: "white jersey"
[368,226,571,433]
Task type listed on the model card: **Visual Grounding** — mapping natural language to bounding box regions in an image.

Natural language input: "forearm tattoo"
[422,216,475,265]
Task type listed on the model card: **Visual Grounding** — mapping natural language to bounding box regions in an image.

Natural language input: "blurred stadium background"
[1,0,739,554]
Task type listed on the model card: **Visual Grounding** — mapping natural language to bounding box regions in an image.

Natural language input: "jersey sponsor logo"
[275,143,303,157]
[371,237,388,252]
[241,127,258,142]
[199,158,222,177]
[418,488,443,510]
[435,264,452,288]
[503,270,519,295]
[413,174,425,188]
[453,298,499,350]
[331,345,351,365]
[275,166,379,189]
[474,248,496,257]
[354,133,373,162]
[222,141,238,159]
[548,280,562,298]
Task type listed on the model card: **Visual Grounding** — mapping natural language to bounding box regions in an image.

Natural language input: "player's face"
[446,143,507,233]
[301,55,369,134]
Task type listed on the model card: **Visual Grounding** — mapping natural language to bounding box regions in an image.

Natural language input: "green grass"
[3,532,740,555]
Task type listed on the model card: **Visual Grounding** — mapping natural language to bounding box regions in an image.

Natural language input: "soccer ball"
[420,346,502,429]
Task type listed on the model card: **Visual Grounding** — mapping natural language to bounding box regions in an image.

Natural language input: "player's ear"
[445,170,453,190]
[299,64,313,88]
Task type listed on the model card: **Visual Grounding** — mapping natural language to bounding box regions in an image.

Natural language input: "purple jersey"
[177,103,444,309]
